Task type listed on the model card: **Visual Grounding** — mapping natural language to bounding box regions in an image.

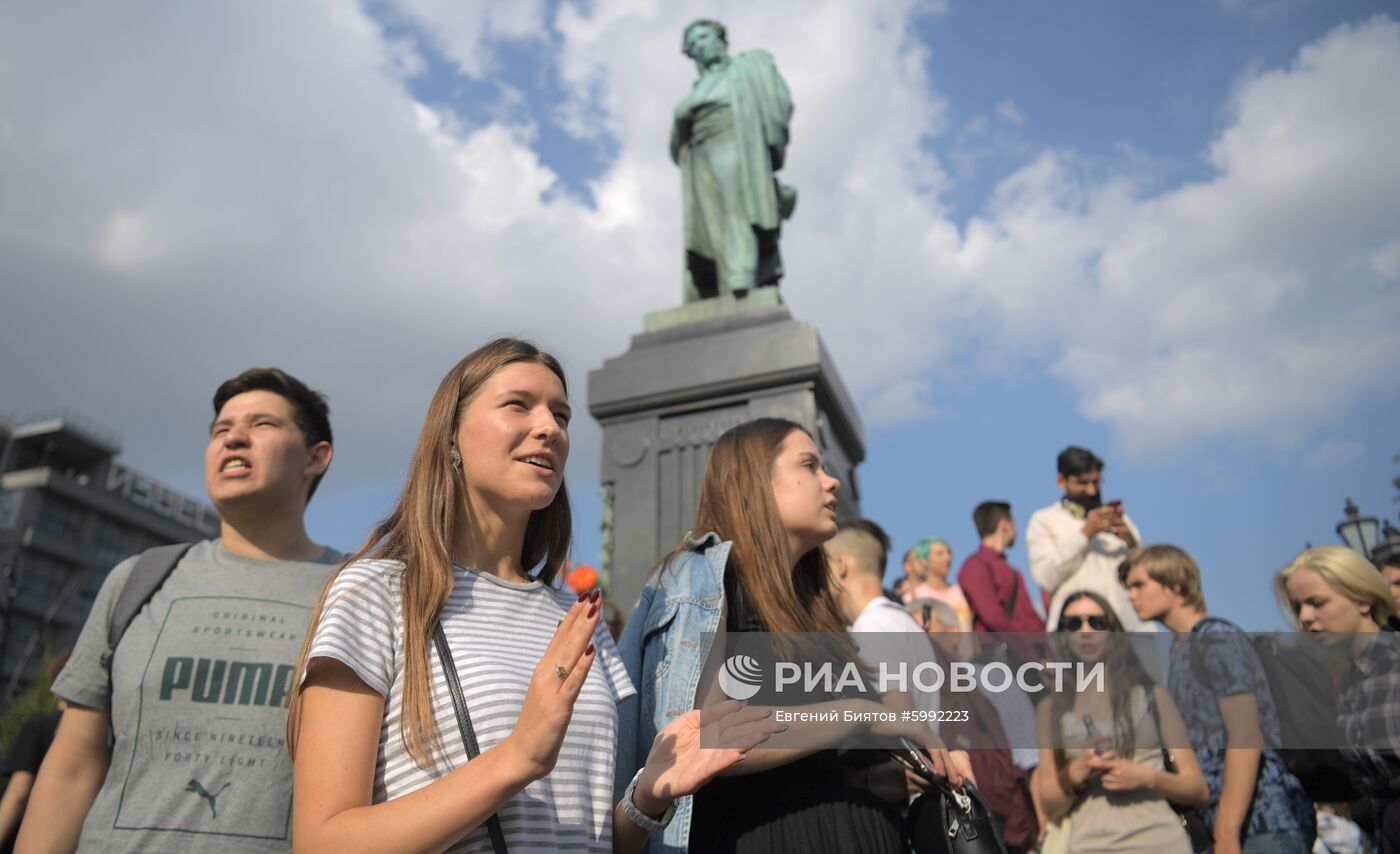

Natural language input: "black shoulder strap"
[434,624,509,854]
[102,543,193,669]
[1004,569,1020,621]
[1143,684,1178,773]
[1187,615,1237,691]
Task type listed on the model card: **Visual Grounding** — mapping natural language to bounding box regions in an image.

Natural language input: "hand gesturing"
[634,700,784,809]
[501,590,602,780]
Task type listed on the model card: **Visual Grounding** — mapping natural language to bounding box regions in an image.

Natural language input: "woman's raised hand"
[501,589,602,781]
[633,700,785,812]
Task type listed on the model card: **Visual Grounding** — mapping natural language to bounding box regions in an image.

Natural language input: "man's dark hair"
[973,501,1012,538]
[838,517,891,571]
[1057,445,1104,478]
[212,368,333,501]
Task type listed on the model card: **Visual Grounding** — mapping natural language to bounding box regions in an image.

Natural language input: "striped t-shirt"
[306,559,635,853]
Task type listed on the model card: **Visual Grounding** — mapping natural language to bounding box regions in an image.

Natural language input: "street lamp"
[1375,520,1400,567]
[1337,498,1381,559]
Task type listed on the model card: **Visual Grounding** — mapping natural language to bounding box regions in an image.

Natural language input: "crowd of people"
[0,338,1396,854]
[888,449,1400,854]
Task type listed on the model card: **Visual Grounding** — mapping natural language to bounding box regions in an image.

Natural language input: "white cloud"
[951,16,1400,454]
[995,97,1024,125]
[384,0,548,78]
[863,378,940,425]
[95,210,168,275]
[0,0,1396,530]
[1371,240,1400,282]
[1301,439,1365,472]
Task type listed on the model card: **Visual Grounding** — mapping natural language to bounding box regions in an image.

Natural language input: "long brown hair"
[673,418,849,637]
[287,338,572,768]
[1050,591,1154,773]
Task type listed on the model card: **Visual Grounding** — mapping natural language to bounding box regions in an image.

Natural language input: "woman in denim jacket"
[617,418,963,854]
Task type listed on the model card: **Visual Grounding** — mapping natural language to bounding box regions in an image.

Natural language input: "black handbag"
[906,781,1009,854]
[1146,688,1211,853]
[435,624,509,854]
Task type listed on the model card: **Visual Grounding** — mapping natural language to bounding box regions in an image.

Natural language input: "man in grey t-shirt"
[18,368,342,853]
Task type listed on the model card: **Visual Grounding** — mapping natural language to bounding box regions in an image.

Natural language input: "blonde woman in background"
[1276,545,1400,854]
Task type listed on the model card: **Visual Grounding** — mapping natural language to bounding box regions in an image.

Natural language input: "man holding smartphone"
[1026,446,1149,630]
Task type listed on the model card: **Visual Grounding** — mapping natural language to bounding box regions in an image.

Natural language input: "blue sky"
[2,0,1397,631]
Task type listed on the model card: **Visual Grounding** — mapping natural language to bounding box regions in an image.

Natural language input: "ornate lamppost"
[1337,498,1382,559]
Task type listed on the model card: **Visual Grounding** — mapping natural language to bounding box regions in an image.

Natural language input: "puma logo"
[186,779,231,819]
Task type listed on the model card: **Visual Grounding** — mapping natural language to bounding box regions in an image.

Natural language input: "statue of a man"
[671,19,796,302]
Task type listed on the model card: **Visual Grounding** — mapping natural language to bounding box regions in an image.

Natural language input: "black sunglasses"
[1058,615,1109,631]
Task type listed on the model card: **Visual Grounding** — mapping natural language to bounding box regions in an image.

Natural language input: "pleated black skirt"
[687,751,904,854]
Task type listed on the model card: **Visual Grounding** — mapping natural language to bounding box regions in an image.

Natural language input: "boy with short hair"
[19,368,343,853]
[1121,544,1314,854]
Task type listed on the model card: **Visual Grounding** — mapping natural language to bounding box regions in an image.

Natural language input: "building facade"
[0,414,218,702]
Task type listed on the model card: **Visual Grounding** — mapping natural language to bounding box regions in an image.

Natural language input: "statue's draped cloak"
[673,50,793,252]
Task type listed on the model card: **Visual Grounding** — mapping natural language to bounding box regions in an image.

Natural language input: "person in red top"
[957,501,1046,636]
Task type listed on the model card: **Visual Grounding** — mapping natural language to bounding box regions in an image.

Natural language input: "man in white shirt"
[825,523,940,704]
[1026,445,1149,630]
[825,521,975,799]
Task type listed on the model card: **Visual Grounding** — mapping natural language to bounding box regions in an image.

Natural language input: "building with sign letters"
[0,413,218,701]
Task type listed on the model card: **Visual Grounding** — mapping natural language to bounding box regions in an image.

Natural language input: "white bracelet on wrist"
[621,768,675,833]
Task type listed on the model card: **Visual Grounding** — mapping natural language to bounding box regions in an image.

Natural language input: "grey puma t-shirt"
[53,539,341,853]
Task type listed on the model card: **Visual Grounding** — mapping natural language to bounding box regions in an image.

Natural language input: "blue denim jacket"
[615,533,729,854]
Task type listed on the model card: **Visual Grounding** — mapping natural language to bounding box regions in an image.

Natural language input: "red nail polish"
[590,588,601,603]
[586,642,595,655]
[587,602,598,618]
[577,591,587,603]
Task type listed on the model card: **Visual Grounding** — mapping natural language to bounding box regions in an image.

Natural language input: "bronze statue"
[671,19,796,302]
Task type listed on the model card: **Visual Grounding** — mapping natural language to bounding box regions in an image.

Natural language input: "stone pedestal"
[587,292,864,614]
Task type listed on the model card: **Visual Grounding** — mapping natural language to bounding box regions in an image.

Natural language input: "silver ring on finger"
[554,665,569,680]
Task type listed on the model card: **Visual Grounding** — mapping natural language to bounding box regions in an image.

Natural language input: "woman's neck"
[452,494,531,583]
[924,575,950,592]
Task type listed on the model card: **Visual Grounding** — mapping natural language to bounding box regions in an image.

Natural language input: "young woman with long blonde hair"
[287,339,777,854]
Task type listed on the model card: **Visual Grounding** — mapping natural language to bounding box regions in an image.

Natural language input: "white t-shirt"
[850,597,940,720]
[306,559,634,853]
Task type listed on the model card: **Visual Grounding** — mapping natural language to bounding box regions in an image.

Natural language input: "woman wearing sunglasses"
[1037,591,1208,853]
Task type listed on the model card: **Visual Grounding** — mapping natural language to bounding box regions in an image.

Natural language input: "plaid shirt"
[1338,618,1400,799]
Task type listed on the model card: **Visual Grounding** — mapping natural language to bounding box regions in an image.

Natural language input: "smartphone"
[897,736,940,781]
[1107,499,1123,515]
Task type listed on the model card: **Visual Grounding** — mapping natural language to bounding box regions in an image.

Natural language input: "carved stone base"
[587,301,864,614]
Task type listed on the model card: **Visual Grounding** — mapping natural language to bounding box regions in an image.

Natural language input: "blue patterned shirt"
[1166,616,1316,842]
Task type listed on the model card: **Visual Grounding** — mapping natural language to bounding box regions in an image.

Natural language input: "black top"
[688,576,904,854]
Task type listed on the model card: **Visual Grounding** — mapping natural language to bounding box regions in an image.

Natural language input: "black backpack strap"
[1004,569,1020,621]
[434,624,509,854]
[101,543,193,669]
[1186,615,1234,690]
